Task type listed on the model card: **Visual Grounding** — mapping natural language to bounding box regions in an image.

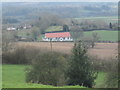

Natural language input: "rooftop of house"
[45,32,71,38]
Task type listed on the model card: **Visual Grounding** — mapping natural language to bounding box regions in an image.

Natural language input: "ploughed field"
[16,42,118,59]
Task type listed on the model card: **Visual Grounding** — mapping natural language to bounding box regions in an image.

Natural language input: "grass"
[17,30,32,37]
[2,65,106,88]
[84,30,119,42]
[2,65,86,88]
[94,72,107,88]
[75,16,118,23]
[45,26,63,32]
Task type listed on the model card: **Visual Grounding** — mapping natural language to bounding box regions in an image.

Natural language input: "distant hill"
[2,2,118,24]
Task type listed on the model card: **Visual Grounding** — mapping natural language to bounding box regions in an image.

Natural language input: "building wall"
[42,37,73,41]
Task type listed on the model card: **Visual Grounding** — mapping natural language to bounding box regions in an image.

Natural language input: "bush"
[26,52,68,86]
[90,56,118,88]
[104,58,118,88]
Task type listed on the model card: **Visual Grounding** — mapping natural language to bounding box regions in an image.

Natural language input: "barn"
[42,32,73,41]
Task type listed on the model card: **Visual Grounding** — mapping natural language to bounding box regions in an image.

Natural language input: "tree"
[34,13,62,33]
[67,41,97,88]
[63,25,69,32]
[91,32,100,48]
[2,30,17,53]
[109,22,113,29]
[26,52,67,86]
[31,27,40,41]
[70,30,84,42]
[70,25,84,42]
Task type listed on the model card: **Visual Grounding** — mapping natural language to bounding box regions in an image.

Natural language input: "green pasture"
[2,65,85,88]
[17,30,32,37]
[2,65,106,88]
[45,26,63,32]
[75,16,118,23]
[84,30,119,42]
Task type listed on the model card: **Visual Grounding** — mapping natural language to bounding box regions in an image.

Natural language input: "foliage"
[109,22,113,29]
[66,41,97,88]
[26,52,68,86]
[63,25,69,32]
[89,56,118,88]
[103,58,118,88]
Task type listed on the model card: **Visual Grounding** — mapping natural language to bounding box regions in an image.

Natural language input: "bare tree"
[2,30,16,53]
[34,13,62,33]
[91,32,100,48]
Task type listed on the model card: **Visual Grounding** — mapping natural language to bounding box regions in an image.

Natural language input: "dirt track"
[17,42,118,59]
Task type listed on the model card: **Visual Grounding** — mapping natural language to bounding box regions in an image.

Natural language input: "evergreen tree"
[63,25,69,32]
[109,22,112,29]
[67,41,97,88]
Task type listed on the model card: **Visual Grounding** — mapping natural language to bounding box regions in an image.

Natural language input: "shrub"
[90,56,118,88]
[104,58,118,88]
[26,52,68,86]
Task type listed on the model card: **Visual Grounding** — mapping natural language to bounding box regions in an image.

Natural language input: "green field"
[84,30,119,42]
[46,26,63,32]
[2,65,106,88]
[2,65,85,88]
[75,16,118,23]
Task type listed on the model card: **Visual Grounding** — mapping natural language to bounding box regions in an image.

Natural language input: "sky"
[1,0,120,2]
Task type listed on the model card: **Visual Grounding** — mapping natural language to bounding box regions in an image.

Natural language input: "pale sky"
[1,0,120,2]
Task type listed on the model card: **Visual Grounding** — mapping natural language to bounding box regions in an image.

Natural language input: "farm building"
[7,27,16,31]
[42,32,73,41]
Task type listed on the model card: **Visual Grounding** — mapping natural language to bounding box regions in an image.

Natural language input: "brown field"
[16,42,118,60]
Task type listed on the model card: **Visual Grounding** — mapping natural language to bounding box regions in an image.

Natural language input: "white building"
[43,32,73,41]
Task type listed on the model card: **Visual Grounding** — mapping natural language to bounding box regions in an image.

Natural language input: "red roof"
[45,32,71,38]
